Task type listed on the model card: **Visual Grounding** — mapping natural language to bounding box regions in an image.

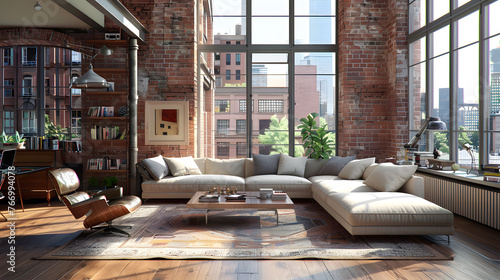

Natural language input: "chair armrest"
[70,195,107,208]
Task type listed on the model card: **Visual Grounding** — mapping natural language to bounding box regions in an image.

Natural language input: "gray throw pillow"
[141,155,169,180]
[277,154,308,177]
[136,161,153,181]
[253,153,280,175]
[317,156,356,176]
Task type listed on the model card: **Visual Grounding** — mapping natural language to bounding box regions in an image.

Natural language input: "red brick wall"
[338,0,408,161]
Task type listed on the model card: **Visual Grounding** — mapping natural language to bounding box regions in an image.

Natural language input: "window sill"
[417,167,500,190]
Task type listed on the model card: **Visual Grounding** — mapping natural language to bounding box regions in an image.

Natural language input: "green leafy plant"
[298,113,334,159]
[257,115,304,156]
[0,130,25,144]
[88,177,100,189]
[44,114,78,140]
[103,176,119,188]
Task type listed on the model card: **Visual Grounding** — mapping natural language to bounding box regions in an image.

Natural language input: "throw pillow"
[277,154,308,177]
[164,156,203,177]
[338,157,376,180]
[205,158,245,177]
[317,156,356,176]
[141,155,169,180]
[364,164,418,192]
[136,161,153,181]
[253,153,281,175]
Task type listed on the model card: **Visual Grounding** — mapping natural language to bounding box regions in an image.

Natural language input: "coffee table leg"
[275,209,278,225]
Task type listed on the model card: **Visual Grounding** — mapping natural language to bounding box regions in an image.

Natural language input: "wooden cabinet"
[12,149,63,205]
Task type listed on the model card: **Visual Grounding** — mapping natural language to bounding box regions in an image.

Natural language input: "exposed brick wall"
[123,0,199,160]
[338,0,408,161]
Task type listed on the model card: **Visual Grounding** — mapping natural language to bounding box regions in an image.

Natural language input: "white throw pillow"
[277,154,308,177]
[164,156,203,177]
[205,158,245,177]
[338,157,375,180]
[364,164,418,192]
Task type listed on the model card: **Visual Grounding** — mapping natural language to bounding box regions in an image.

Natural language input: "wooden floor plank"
[1,200,499,280]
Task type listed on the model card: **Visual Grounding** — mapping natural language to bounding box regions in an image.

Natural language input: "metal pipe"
[128,38,138,195]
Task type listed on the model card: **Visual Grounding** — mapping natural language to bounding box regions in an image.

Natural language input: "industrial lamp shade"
[70,64,110,89]
[427,116,447,130]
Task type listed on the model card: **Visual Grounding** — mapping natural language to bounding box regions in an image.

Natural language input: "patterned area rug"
[40,201,453,260]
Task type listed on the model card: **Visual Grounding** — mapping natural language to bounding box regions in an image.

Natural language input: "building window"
[236,120,246,134]
[71,51,81,65]
[258,100,284,113]
[236,54,241,65]
[226,41,231,44]
[239,100,254,112]
[22,76,33,96]
[236,70,241,80]
[21,47,37,66]
[217,119,229,134]
[226,53,231,65]
[237,142,246,155]
[3,48,13,66]
[22,111,37,133]
[217,142,230,156]
[3,79,14,97]
[71,110,82,134]
[236,41,241,45]
[215,100,230,113]
[3,111,15,134]
[226,70,231,80]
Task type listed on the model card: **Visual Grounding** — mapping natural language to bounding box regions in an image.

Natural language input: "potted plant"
[103,176,119,189]
[88,176,100,190]
[0,130,25,149]
[298,113,334,159]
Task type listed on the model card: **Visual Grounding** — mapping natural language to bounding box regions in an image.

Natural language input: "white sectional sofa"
[136,155,454,236]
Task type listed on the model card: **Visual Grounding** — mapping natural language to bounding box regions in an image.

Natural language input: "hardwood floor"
[1,200,499,280]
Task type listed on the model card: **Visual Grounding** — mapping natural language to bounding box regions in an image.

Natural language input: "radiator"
[418,172,500,230]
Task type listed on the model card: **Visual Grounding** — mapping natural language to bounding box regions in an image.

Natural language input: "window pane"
[410,37,426,65]
[457,44,479,131]
[409,0,426,33]
[295,0,335,16]
[213,0,245,15]
[252,17,289,44]
[253,0,288,15]
[409,62,426,131]
[432,54,450,127]
[457,11,478,48]
[432,0,449,21]
[487,1,500,37]
[295,17,335,44]
[430,25,449,58]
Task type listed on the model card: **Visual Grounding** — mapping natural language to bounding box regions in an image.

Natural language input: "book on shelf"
[482,164,500,173]
[91,125,121,140]
[199,194,220,202]
[87,158,123,170]
[483,172,500,177]
[87,106,115,117]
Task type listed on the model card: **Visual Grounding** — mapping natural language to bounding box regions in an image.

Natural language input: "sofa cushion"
[309,175,375,204]
[304,158,327,178]
[317,156,356,176]
[245,174,312,194]
[164,156,203,177]
[277,154,307,177]
[141,155,169,180]
[142,174,245,194]
[205,158,245,177]
[326,192,454,227]
[338,157,375,180]
[364,164,418,192]
[253,153,280,175]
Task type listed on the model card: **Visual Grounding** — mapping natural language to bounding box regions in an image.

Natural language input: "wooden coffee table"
[187,191,294,225]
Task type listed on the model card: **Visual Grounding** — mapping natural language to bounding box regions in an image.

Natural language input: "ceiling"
[0,0,148,42]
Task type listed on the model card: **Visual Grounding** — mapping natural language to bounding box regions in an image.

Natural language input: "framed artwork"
[145,101,189,145]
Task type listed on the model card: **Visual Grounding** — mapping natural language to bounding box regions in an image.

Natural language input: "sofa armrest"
[399,175,424,198]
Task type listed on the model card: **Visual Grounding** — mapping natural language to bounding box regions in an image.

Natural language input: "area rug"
[40,201,453,260]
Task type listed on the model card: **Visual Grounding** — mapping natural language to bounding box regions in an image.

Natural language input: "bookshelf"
[83,89,128,191]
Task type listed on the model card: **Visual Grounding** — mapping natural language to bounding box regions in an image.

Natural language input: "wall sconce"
[66,43,113,89]
[34,2,42,11]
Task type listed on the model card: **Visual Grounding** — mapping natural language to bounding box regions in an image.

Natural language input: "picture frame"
[145,101,189,145]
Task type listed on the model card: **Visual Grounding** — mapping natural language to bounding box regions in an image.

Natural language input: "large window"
[0,46,82,140]
[408,0,500,167]
[198,0,336,158]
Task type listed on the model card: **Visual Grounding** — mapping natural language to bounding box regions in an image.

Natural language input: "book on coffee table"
[272,190,287,200]
[199,194,220,202]
[224,194,246,202]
